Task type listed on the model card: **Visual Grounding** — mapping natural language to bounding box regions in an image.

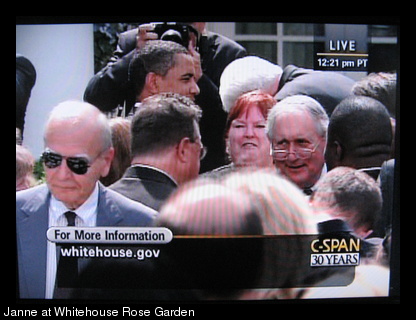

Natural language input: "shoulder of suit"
[100,184,157,217]
[16,184,50,220]
[16,184,49,205]
[206,31,246,52]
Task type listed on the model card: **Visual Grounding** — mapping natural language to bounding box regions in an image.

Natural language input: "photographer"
[84,22,246,172]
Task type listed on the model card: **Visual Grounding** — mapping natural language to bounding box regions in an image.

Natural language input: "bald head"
[44,100,112,152]
[42,100,114,209]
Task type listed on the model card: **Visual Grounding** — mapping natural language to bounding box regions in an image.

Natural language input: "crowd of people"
[16,22,397,300]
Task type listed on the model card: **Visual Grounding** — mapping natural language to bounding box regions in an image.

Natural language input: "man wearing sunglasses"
[267,95,329,196]
[16,100,157,299]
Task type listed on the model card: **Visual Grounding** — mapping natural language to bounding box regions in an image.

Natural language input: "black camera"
[151,22,199,50]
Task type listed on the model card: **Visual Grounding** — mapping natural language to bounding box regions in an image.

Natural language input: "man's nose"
[54,160,73,178]
[287,143,299,161]
[190,80,200,97]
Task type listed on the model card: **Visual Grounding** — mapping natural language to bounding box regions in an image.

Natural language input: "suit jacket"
[84,30,246,172]
[109,165,177,211]
[16,183,157,299]
[275,65,355,116]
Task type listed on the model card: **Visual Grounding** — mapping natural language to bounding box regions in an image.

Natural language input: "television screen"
[15,17,399,309]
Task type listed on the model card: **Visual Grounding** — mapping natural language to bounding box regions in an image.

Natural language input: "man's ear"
[325,140,344,171]
[176,137,192,163]
[146,72,160,94]
[100,147,115,178]
[334,140,344,162]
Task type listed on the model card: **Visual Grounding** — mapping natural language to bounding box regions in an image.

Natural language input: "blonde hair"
[223,169,323,235]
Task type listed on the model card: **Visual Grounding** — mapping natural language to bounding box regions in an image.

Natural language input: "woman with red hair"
[207,90,276,178]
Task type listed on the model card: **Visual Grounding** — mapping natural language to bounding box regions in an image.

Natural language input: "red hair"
[225,90,276,138]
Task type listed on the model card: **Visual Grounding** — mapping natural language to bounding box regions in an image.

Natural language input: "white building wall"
[16,24,94,157]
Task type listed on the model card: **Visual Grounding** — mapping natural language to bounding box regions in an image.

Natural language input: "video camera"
[151,22,199,50]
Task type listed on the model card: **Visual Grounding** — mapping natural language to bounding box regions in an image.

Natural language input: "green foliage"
[33,158,46,185]
[93,23,139,73]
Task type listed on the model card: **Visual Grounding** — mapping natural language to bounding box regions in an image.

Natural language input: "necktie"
[56,211,78,290]
[64,211,76,226]
[303,188,314,196]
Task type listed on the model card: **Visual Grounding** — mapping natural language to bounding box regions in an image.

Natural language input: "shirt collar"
[131,163,178,186]
[49,182,99,226]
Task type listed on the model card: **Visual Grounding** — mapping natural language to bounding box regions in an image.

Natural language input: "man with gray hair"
[16,100,156,299]
[267,95,329,195]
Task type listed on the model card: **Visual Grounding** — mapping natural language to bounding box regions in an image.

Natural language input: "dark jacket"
[110,165,177,211]
[276,65,355,116]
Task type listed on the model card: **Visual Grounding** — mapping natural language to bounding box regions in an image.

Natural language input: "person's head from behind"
[224,169,324,235]
[156,178,263,298]
[223,169,329,299]
[225,90,275,168]
[129,40,200,102]
[131,93,203,184]
[325,95,392,174]
[310,166,382,239]
[42,100,114,210]
[219,56,283,113]
[267,95,329,190]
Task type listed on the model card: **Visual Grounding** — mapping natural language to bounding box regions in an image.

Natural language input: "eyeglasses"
[200,145,208,160]
[41,149,93,175]
[189,136,207,160]
[271,141,320,161]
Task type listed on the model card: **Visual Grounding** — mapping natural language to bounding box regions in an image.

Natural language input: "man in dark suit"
[16,101,156,299]
[110,93,203,211]
[84,22,246,172]
[275,64,355,117]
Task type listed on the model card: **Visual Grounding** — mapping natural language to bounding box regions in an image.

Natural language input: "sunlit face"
[44,120,113,210]
[227,105,272,168]
[271,111,326,189]
[157,53,200,100]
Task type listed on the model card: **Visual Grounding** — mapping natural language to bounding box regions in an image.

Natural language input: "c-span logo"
[310,237,360,267]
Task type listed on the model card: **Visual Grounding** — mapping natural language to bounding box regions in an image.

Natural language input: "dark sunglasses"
[41,149,91,175]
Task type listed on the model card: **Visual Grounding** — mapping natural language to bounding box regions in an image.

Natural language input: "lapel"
[16,185,50,298]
